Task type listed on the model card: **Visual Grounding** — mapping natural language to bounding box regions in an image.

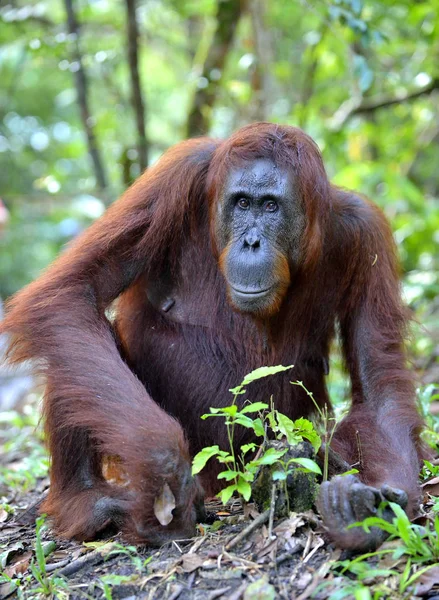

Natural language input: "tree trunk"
[187,0,245,137]
[126,0,148,171]
[249,0,271,122]
[63,0,108,191]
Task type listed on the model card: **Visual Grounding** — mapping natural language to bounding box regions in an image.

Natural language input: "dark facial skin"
[216,158,305,316]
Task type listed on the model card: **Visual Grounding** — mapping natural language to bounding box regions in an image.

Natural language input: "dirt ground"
[1,333,438,599]
[1,474,439,600]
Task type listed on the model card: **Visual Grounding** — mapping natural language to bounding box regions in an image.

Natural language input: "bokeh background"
[0,0,438,394]
[0,4,439,597]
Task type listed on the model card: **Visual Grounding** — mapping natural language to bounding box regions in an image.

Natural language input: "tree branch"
[125,0,148,172]
[64,0,108,190]
[186,0,246,137]
[332,78,439,130]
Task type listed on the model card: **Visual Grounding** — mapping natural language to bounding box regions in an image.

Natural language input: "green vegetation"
[0,403,48,491]
[0,0,437,306]
[192,365,322,504]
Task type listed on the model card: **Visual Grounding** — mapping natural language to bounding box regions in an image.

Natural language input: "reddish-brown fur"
[0,123,423,545]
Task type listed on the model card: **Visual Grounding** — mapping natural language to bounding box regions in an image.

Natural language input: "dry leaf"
[422,476,439,497]
[180,553,204,573]
[154,483,176,526]
[4,551,32,578]
[0,509,9,523]
[274,514,305,537]
[415,565,439,595]
[0,542,24,569]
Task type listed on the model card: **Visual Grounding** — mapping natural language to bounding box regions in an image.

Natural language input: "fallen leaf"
[296,571,313,591]
[4,551,32,577]
[0,543,25,569]
[154,483,176,526]
[180,553,204,573]
[0,509,9,523]
[274,514,305,537]
[415,565,439,595]
[422,476,439,496]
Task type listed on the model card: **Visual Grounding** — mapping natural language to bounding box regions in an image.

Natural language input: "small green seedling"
[192,365,322,505]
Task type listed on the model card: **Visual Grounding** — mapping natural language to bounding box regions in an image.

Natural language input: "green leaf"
[229,386,246,395]
[217,455,235,464]
[236,477,252,501]
[340,468,360,476]
[218,484,237,505]
[252,417,266,437]
[232,414,254,428]
[288,457,322,474]
[241,443,257,455]
[293,417,321,452]
[217,470,238,481]
[276,412,302,445]
[240,402,269,414]
[241,365,294,387]
[266,410,277,432]
[191,446,220,475]
[351,517,396,535]
[272,470,287,481]
[255,447,287,465]
[222,405,238,416]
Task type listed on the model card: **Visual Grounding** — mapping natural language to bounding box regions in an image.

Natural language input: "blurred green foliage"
[0,0,438,322]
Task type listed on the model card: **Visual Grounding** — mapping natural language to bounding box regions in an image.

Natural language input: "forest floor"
[1,330,439,599]
[1,437,439,600]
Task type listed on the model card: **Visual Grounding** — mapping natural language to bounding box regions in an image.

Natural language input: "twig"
[225,509,270,551]
[188,536,206,554]
[302,530,312,560]
[222,550,261,569]
[57,542,116,577]
[296,576,320,600]
[227,581,248,600]
[303,536,324,564]
[267,483,276,540]
[208,588,231,600]
[269,544,302,568]
[332,77,439,129]
[46,559,70,573]
[168,584,184,600]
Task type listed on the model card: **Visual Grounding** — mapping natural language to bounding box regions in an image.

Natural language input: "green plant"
[106,543,153,572]
[0,408,49,492]
[323,508,439,598]
[291,380,342,482]
[418,384,439,450]
[99,574,139,600]
[29,516,69,597]
[353,502,439,564]
[192,366,322,504]
[421,459,439,482]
